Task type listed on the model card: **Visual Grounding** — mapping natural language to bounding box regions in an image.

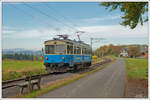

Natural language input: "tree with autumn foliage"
[94,44,123,57]
[100,2,148,29]
[128,46,141,58]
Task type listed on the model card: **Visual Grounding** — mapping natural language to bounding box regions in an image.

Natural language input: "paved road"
[39,58,126,98]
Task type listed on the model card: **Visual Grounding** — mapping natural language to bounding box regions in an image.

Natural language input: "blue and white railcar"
[43,37,92,72]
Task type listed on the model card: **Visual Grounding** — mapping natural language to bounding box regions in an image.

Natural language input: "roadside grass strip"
[125,58,148,80]
[125,58,148,97]
[16,58,116,98]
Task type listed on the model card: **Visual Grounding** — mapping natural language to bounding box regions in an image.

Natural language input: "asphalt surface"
[39,58,126,98]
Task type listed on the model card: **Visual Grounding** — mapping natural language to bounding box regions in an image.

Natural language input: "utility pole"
[91,38,93,55]
[90,37,105,55]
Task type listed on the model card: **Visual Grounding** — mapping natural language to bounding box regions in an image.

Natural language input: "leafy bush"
[92,55,98,59]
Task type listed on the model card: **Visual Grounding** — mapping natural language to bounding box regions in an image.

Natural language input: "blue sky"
[2,2,148,50]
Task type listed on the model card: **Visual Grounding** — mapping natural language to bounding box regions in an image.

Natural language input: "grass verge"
[125,58,148,97]
[16,58,116,98]
[125,58,148,80]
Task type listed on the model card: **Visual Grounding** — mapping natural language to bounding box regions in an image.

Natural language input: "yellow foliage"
[92,56,98,59]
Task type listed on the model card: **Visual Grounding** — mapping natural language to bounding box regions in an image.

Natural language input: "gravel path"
[39,58,126,98]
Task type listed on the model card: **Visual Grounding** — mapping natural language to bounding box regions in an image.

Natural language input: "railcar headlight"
[62,57,65,61]
[46,57,48,60]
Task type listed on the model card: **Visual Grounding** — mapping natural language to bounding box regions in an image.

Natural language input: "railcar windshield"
[56,44,66,54]
[45,45,55,54]
[45,44,66,54]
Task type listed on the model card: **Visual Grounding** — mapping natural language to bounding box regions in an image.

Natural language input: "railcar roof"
[45,39,91,48]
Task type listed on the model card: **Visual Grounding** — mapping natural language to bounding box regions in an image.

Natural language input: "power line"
[10,4,69,36]
[10,3,93,41]
[90,37,105,52]
[43,3,82,37]
[23,3,94,41]
[11,4,35,18]
[44,3,79,31]
[23,3,79,33]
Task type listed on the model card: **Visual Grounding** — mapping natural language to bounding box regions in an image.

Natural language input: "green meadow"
[125,58,148,80]
[2,59,47,81]
[2,57,112,81]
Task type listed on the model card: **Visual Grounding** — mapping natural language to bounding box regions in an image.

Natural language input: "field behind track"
[2,57,106,81]
[2,59,47,81]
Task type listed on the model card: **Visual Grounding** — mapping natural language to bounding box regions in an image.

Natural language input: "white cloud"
[83,15,120,23]
[76,23,148,49]
[2,26,76,40]
[3,30,16,34]
[2,23,148,50]
[78,23,148,39]
[2,23,148,44]
[2,26,23,34]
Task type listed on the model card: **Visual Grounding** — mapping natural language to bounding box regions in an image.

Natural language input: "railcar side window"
[86,48,88,54]
[67,45,73,54]
[70,45,73,54]
[74,46,77,54]
[56,45,66,54]
[87,49,89,54]
[77,47,81,54]
[45,45,55,54]
[87,49,90,54]
[83,48,86,54]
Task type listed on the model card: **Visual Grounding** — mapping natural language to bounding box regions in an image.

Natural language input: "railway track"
[2,59,112,89]
[2,72,65,89]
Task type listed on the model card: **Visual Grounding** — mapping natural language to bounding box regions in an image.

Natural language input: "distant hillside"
[121,44,148,48]
[2,48,42,56]
[94,44,148,57]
